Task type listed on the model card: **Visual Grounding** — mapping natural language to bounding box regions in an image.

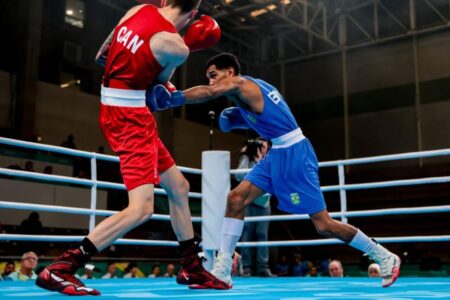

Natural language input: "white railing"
[0,137,201,233]
[1,137,450,247]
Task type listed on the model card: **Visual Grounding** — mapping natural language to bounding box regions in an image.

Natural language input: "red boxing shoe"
[176,240,231,290]
[35,249,101,296]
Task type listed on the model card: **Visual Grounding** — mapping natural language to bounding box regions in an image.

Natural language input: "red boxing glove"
[183,15,221,53]
[163,81,177,93]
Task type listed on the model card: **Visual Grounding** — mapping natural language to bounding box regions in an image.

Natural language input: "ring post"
[338,163,348,224]
[201,151,230,271]
[89,155,98,232]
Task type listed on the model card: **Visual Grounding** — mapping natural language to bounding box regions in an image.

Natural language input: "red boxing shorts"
[99,103,174,191]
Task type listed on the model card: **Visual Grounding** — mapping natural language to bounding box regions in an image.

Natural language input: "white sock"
[219,217,244,255]
[349,229,377,254]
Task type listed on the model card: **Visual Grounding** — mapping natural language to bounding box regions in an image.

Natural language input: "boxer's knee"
[313,218,338,237]
[126,194,154,223]
[227,190,245,215]
[171,178,190,200]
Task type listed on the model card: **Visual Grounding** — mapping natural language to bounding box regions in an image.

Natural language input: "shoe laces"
[367,249,392,277]
[197,251,207,263]
[212,254,230,277]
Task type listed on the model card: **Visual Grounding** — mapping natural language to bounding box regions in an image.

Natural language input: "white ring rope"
[236,235,450,248]
[321,176,450,192]
[0,137,202,174]
[230,148,450,175]
[0,167,202,198]
[243,205,450,222]
[0,234,179,246]
[0,201,202,222]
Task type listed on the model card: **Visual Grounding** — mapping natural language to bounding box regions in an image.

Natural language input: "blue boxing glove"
[146,83,186,112]
[219,107,249,132]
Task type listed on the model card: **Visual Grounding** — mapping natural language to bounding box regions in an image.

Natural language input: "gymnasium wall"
[281,31,450,161]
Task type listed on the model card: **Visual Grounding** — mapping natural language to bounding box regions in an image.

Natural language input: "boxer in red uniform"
[35,1,226,296]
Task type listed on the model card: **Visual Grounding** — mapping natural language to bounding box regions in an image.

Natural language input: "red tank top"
[103,5,178,90]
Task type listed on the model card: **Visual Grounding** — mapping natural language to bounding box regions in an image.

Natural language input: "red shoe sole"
[383,257,401,288]
[189,281,232,290]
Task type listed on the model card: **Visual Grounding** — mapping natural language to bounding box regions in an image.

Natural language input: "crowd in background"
[0,250,180,281]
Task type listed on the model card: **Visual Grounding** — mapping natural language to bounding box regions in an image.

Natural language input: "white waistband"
[271,128,305,148]
[101,85,146,107]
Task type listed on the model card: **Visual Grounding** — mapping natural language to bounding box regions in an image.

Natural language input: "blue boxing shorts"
[244,134,326,215]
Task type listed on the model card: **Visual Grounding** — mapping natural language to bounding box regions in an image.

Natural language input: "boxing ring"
[0,137,450,299]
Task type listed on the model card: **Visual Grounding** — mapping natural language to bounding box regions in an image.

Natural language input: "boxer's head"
[164,0,201,27]
[206,53,241,86]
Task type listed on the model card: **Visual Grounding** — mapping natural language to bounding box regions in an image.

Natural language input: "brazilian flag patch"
[247,114,257,124]
[290,193,300,205]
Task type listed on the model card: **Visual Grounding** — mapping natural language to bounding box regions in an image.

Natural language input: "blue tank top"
[237,76,300,140]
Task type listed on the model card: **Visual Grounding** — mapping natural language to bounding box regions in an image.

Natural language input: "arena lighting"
[250,4,277,18]
[60,79,81,89]
[66,9,73,15]
[225,0,234,4]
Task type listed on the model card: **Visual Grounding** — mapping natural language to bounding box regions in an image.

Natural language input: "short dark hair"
[125,263,138,272]
[5,260,15,266]
[206,53,241,75]
[166,0,201,13]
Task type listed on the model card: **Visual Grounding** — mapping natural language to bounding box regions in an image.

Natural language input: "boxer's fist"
[146,84,185,112]
[219,107,249,132]
[183,15,221,52]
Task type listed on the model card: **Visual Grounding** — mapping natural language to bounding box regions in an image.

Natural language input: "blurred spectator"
[148,264,161,278]
[163,263,176,278]
[43,166,53,174]
[236,138,274,278]
[328,260,344,277]
[61,134,77,149]
[6,251,38,281]
[24,161,35,172]
[275,255,290,276]
[1,261,16,280]
[101,262,118,279]
[231,251,243,277]
[81,264,99,279]
[291,253,303,276]
[321,259,330,276]
[123,263,139,278]
[420,251,442,271]
[20,212,43,234]
[306,266,319,277]
[368,263,381,278]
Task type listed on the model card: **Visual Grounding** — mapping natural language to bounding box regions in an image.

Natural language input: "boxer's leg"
[159,165,193,241]
[159,165,230,289]
[88,184,155,250]
[310,210,401,287]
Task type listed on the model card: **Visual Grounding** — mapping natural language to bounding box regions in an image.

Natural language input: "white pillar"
[201,151,230,271]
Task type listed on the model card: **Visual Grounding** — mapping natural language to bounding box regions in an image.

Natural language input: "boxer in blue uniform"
[147,53,401,289]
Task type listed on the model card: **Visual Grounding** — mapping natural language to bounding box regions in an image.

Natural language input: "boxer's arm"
[95,30,114,67]
[95,5,147,67]
[150,32,189,83]
[183,77,245,104]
